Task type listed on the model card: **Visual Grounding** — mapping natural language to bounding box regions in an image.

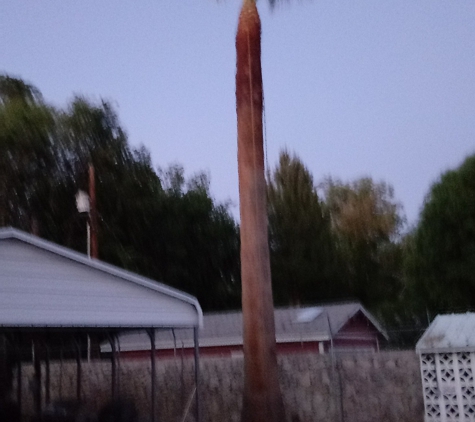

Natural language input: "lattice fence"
[420,352,475,422]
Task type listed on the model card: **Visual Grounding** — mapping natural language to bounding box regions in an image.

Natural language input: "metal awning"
[0,227,202,329]
[0,227,202,422]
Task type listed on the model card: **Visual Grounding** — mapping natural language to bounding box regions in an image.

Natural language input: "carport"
[0,227,203,421]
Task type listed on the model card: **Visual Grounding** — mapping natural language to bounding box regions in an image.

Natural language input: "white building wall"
[420,352,475,422]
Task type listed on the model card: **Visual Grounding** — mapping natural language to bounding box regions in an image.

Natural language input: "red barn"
[102,302,387,358]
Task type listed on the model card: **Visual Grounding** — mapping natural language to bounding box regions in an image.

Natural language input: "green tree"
[37,96,138,252]
[146,165,241,310]
[0,75,58,230]
[377,231,430,349]
[235,1,286,420]
[267,150,337,304]
[322,177,405,307]
[0,74,43,105]
[58,101,241,310]
[409,154,475,312]
[0,76,241,310]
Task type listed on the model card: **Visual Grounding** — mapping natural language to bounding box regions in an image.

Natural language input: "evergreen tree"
[267,150,337,304]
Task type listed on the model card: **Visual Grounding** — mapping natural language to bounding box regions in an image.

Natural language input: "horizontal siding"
[0,239,199,327]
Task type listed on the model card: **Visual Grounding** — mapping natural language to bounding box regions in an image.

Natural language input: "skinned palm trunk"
[236,1,285,421]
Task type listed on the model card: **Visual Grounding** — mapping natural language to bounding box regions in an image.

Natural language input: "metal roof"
[102,301,387,352]
[416,312,475,353]
[0,227,202,329]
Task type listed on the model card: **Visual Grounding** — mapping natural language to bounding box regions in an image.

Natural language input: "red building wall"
[117,311,384,360]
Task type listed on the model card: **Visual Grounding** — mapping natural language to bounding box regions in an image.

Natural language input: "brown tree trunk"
[236,1,285,421]
[88,163,98,259]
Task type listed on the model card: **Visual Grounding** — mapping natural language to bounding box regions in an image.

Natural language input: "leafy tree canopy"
[0,77,57,229]
[322,177,404,244]
[0,74,240,311]
[408,153,475,312]
[0,74,43,105]
[321,176,405,307]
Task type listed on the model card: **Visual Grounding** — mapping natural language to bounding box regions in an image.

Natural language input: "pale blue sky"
[1,0,474,227]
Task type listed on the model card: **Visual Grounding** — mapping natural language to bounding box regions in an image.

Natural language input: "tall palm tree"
[236,1,286,421]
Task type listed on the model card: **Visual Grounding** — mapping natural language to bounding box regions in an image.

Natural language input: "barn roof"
[416,312,475,353]
[102,301,387,352]
[0,227,202,329]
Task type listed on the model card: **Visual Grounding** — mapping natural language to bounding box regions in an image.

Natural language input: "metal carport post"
[148,329,157,422]
[194,327,200,422]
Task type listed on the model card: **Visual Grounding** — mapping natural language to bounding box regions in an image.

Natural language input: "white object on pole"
[76,190,91,257]
[75,190,90,214]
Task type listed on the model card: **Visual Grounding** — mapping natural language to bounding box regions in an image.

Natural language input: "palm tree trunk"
[236,1,285,421]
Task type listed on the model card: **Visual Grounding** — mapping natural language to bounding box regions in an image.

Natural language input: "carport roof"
[0,227,203,329]
[416,312,475,353]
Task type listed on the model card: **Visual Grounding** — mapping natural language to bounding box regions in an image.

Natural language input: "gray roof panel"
[416,312,475,353]
[102,301,387,352]
[0,228,202,328]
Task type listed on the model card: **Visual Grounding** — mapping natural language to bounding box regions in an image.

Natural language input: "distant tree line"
[2,74,475,343]
[267,151,405,315]
[0,74,240,310]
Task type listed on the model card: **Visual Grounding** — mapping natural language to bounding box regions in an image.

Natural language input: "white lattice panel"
[421,352,475,422]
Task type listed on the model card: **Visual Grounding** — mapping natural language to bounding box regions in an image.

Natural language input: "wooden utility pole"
[88,164,98,259]
[236,1,285,421]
